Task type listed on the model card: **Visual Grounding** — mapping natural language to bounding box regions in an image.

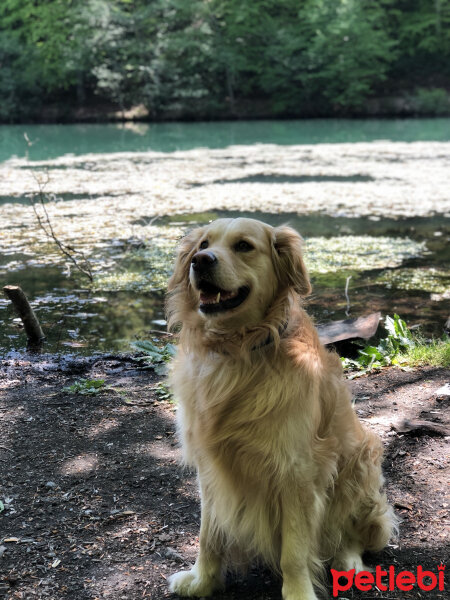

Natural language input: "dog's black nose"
[191,250,217,273]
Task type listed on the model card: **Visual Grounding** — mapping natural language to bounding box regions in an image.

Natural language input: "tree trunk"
[3,285,45,350]
[226,66,236,114]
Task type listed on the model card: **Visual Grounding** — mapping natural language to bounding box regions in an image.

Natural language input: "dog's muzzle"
[191,251,250,314]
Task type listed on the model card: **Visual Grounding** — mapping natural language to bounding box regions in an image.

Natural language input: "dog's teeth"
[216,293,221,303]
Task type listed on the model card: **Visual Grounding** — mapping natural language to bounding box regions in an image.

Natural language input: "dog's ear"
[167,226,205,291]
[272,226,311,296]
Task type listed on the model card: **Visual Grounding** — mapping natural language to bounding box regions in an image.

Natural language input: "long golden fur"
[166,218,396,599]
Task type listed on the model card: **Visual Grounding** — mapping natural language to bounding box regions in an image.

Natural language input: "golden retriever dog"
[166,218,396,599]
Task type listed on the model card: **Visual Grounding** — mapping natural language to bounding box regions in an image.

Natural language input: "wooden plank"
[317,312,381,346]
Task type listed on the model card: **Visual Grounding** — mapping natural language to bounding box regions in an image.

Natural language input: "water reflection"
[2,118,450,163]
[1,211,448,355]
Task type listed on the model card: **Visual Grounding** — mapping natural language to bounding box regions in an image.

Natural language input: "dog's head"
[167,218,311,336]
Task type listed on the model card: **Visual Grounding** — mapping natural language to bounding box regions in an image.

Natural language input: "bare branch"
[30,172,93,283]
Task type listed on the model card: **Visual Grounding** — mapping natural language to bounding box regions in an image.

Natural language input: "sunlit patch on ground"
[0,377,23,390]
[85,564,156,599]
[60,452,99,476]
[85,417,121,440]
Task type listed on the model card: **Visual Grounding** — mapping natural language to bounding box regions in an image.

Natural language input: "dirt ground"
[0,355,448,600]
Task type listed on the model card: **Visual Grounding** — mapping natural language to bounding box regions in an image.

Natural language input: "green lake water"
[1,119,449,355]
[2,118,450,162]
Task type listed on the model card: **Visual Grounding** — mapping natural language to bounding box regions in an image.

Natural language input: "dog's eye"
[235,240,254,252]
[199,240,209,249]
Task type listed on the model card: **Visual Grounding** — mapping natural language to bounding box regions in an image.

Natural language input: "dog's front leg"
[280,489,320,600]
[169,493,223,597]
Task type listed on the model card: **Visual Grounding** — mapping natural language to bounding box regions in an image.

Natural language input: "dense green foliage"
[1,0,449,121]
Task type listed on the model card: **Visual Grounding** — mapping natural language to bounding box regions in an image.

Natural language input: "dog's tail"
[358,496,399,552]
[324,431,398,557]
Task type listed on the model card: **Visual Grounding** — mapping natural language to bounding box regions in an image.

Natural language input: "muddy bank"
[7,94,450,125]
[0,356,448,599]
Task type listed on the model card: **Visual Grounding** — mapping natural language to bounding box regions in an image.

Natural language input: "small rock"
[45,481,57,489]
[435,383,450,397]
[165,547,185,562]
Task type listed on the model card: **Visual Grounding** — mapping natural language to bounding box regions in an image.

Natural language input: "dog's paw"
[282,586,319,600]
[282,578,319,600]
[169,568,221,598]
[332,551,369,574]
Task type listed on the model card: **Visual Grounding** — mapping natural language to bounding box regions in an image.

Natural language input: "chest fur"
[173,351,318,480]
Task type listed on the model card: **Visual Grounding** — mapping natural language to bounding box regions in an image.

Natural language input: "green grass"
[397,337,450,368]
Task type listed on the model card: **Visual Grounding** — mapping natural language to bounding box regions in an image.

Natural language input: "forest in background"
[1,0,450,123]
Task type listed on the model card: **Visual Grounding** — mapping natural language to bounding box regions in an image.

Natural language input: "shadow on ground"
[0,357,448,599]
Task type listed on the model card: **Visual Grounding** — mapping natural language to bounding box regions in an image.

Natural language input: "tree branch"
[30,172,93,283]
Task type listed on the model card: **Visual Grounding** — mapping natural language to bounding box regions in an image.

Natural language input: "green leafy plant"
[342,314,450,377]
[130,339,176,375]
[376,313,415,359]
[63,378,106,395]
[154,382,173,402]
[342,314,414,376]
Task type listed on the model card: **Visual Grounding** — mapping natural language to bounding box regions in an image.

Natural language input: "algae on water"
[91,233,180,292]
[304,235,426,274]
[92,234,428,293]
[376,267,450,294]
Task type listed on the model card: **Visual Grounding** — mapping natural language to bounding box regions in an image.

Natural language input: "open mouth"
[197,280,250,314]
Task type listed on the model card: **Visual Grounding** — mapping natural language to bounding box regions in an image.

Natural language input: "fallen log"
[3,285,45,350]
[393,419,449,437]
[317,312,381,346]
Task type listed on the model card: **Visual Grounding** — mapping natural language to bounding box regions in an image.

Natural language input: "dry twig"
[30,172,93,283]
